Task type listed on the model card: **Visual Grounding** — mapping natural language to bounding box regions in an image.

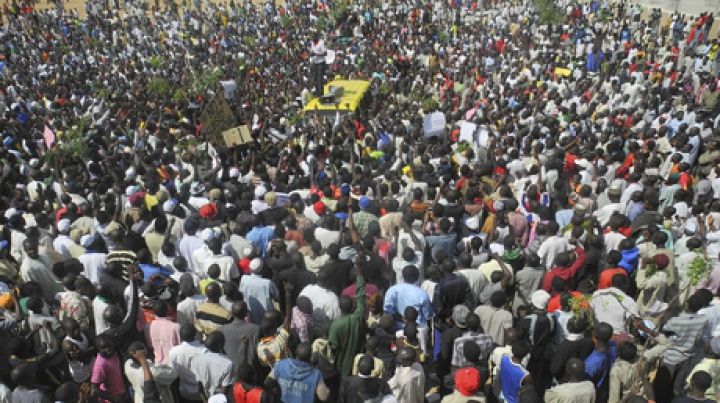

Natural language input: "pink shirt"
[91,354,126,397]
[145,317,181,364]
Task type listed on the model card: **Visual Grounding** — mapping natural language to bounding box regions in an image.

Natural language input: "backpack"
[233,383,263,403]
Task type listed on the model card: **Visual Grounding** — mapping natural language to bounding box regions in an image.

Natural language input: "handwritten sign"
[222,125,253,147]
[200,95,237,146]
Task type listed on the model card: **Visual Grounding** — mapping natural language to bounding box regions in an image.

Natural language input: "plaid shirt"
[351,211,378,237]
[452,331,494,368]
[290,306,313,343]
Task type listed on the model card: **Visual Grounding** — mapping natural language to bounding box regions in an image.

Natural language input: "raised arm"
[281,283,293,331]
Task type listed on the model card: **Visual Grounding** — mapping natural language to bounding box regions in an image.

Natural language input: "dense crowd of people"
[2,0,720,402]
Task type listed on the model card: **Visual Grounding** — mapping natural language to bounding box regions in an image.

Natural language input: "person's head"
[204,331,225,353]
[339,294,354,315]
[103,305,125,327]
[295,342,313,363]
[611,272,630,291]
[95,334,115,359]
[396,347,417,366]
[688,293,706,314]
[180,323,197,342]
[402,265,420,284]
[55,381,79,403]
[357,354,375,376]
[127,341,148,361]
[23,238,39,260]
[551,277,566,294]
[618,341,638,362]
[205,282,222,302]
[511,339,530,360]
[565,358,586,382]
[463,340,482,364]
[490,291,507,308]
[232,300,249,320]
[293,295,312,316]
[175,272,195,296]
[153,300,169,318]
[10,363,36,388]
[237,363,256,385]
[207,263,221,279]
[689,370,713,396]
[595,322,613,343]
[505,328,520,345]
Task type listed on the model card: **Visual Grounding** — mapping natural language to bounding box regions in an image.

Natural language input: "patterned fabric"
[451,331,494,368]
[257,328,290,368]
[194,302,232,336]
[351,211,378,237]
[290,306,312,343]
[58,291,91,330]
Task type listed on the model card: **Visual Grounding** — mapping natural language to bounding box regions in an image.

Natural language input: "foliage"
[44,116,92,165]
[536,0,566,26]
[422,97,439,112]
[315,16,327,32]
[644,263,659,279]
[150,56,165,70]
[149,77,172,96]
[569,294,593,323]
[172,88,187,104]
[188,67,223,95]
[242,35,257,50]
[280,15,291,28]
[438,31,451,44]
[688,251,713,287]
[379,82,390,95]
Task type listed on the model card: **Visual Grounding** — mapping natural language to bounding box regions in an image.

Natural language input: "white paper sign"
[423,111,446,138]
[459,121,477,143]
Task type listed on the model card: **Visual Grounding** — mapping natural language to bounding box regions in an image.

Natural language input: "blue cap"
[359,196,371,210]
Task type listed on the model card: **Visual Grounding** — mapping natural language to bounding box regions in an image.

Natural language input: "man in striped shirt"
[654,292,709,399]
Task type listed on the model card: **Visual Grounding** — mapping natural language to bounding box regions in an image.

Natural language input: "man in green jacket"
[329,252,367,378]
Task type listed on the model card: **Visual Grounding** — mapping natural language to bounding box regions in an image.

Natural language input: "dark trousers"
[312,62,326,97]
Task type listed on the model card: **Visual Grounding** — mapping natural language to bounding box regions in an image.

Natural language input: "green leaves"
[688,251,713,287]
[536,0,566,25]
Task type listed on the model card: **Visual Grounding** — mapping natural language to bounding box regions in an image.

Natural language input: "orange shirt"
[598,268,628,290]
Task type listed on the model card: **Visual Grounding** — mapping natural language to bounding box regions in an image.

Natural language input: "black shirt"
[319,258,353,295]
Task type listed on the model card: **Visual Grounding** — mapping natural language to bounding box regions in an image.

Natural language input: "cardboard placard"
[222,125,253,147]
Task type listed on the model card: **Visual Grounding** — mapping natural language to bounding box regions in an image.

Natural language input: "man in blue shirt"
[425,219,457,264]
[384,265,434,352]
[269,343,329,403]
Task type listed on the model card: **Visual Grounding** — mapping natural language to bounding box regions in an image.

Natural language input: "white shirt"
[193,350,234,398]
[537,236,571,268]
[93,297,111,336]
[53,234,77,260]
[604,232,626,254]
[203,254,238,282]
[169,341,208,400]
[593,202,626,227]
[299,284,340,328]
[310,39,327,64]
[78,252,108,285]
[591,287,638,334]
[125,359,177,403]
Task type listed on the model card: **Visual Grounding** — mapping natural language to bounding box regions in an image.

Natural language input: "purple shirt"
[91,354,126,397]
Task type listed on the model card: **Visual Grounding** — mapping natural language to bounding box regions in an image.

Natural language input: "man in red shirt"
[542,244,586,296]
